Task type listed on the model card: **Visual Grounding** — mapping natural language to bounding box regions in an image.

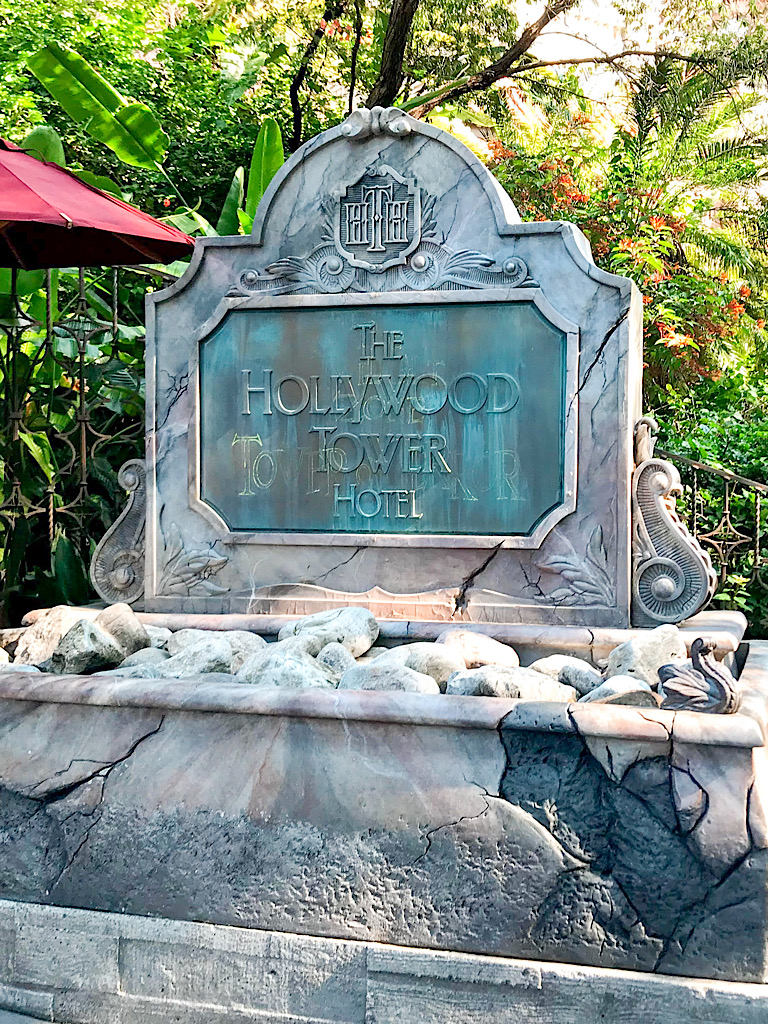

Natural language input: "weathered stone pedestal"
[0,641,767,1023]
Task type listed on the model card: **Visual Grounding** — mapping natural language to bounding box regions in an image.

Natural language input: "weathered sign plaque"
[141,107,647,625]
[198,296,575,540]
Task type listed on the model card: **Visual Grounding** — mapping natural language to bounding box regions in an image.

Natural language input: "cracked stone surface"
[0,681,765,983]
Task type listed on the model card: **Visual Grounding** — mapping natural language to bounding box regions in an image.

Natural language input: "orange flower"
[757,319,766,330]
[642,295,652,305]
[719,271,729,284]
[726,300,745,319]
[740,285,751,298]
[649,216,667,231]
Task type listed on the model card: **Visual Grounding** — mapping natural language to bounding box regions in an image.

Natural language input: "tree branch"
[348,0,364,114]
[408,39,713,118]
[289,0,347,151]
[408,0,578,117]
[366,0,420,108]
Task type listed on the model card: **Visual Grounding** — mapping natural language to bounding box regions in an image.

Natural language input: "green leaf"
[236,208,254,235]
[71,168,124,198]
[215,166,244,235]
[27,43,168,170]
[245,117,284,220]
[21,125,66,165]
[18,431,57,483]
[52,530,92,605]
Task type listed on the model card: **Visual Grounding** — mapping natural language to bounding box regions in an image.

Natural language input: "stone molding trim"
[631,417,716,625]
[89,459,146,605]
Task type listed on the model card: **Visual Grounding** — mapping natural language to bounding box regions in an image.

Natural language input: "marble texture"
[145,110,642,626]
[0,641,767,982]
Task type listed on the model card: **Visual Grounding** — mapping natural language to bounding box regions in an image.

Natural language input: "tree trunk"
[366,0,420,108]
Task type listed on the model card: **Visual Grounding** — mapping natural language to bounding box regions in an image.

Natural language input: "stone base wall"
[0,641,767,985]
[1,900,768,1024]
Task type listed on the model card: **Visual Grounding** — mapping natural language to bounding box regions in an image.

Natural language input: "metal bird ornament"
[658,637,741,714]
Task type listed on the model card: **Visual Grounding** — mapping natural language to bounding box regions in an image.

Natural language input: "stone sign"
[90,106,715,626]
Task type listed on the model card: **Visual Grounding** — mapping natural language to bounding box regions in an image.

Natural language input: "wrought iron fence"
[658,448,768,631]
[0,265,167,621]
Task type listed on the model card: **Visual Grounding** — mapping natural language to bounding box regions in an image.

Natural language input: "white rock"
[50,619,125,674]
[0,647,8,665]
[165,628,215,656]
[446,666,520,697]
[93,603,150,656]
[155,637,233,678]
[235,646,337,688]
[278,607,379,657]
[338,664,440,694]
[578,676,659,707]
[120,647,171,668]
[436,629,520,668]
[527,656,603,696]
[372,642,465,690]
[0,664,41,673]
[222,630,269,670]
[14,605,94,665]
[506,667,578,702]
[317,642,357,675]
[605,625,687,687]
[145,625,173,649]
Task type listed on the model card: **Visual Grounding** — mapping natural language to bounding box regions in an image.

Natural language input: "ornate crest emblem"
[335,164,421,272]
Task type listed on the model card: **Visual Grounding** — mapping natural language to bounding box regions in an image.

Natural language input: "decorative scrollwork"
[232,243,536,298]
[658,637,740,714]
[90,459,146,605]
[340,106,412,140]
[632,419,716,625]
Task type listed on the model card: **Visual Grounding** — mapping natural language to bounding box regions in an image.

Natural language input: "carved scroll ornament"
[90,459,146,605]
[632,418,716,625]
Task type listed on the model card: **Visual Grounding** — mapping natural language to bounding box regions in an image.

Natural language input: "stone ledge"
[0,664,763,747]
[0,902,768,1024]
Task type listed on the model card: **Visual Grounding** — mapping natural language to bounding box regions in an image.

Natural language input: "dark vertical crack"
[452,541,504,614]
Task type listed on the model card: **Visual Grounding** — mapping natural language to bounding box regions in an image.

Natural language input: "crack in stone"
[569,310,628,418]
[413,780,496,865]
[158,370,190,428]
[36,716,166,891]
[312,547,362,583]
[452,541,505,615]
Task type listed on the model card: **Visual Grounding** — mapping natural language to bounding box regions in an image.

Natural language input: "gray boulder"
[94,603,150,656]
[221,630,268,670]
[0,647,8,665]
[436,629,519,668]
[446,665,521,697]
[14,605,94,665]
[502,666,578,702]
[0,663,41,674]
[578,675,659,707]
[317,642,357,676]
[120,646,171,668]
[529,655,603,696]
[235,646,337,688]
[605,624,686,686]
[278,606,379,657]
[155,637,234,678]
[145,625,173,649]
[372,642,465,690]
[165,628,215,656]
[50,619,125,674]
[338,664,440,694]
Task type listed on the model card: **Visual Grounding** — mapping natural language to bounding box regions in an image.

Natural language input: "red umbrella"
[0,139,194,268]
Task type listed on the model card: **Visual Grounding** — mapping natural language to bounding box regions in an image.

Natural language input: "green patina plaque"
[199,299,567,536]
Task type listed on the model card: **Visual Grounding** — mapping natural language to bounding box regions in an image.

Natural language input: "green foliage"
[245,117,284,220]
[27,42,168,170]
[21,124,66,164]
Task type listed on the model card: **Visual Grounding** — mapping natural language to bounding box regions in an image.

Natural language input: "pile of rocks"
[0,604,703,706]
